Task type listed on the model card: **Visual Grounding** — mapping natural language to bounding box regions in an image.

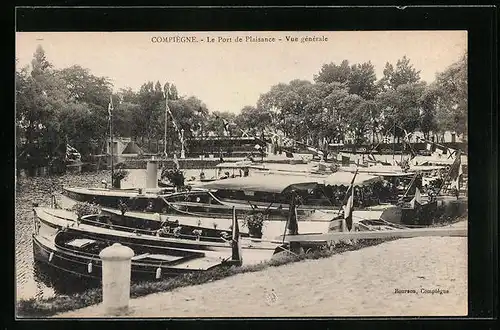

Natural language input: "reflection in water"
[16,169,152,300]
[33,261,101,296]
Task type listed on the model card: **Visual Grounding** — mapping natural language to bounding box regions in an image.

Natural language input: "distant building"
[406,131,466,144]
[107,137,143,156]
[185,136,268,158]
[343,130,466,144]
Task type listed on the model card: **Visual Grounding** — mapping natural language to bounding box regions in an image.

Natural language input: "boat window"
[214,189,247,200]
[185,192,211,204]
[66,238,97,248]
[253,191,277,202]
[168,194,189,202]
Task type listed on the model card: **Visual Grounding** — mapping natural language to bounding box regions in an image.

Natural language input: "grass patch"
[16,238,392,318]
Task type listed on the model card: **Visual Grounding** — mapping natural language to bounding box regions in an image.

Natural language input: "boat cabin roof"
[199,175,319,193]
[215,161,263,169]
[341,166,415,177]
[198,172,381,194]
[322,171,382,186]
[411,165,445,171]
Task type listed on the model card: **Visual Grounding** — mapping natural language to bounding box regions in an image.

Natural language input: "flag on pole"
[240,129,250,137]
[222,118,230,135]
[286,192,299,235]
[167,109,183,142]
[403,129,412,143]
[410,187,422,209]
[108,95,113,119]
[231,206,243,265]
[173,154,180,170]
[343,184,355,232]
[342,169,358,232]
[455,161,463,190]
[447,148,456,159]
[450,150,463,190]
[163,83,170,100]
[66,144,81,161]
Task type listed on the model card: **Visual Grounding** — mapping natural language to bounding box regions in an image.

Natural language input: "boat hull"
[60,189,397,224]
[34,207,279,265]
[61,186,173,213]
[32,233,222,284]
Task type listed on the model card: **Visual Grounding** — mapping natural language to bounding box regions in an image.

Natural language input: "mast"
[163,84,169,158]
[108,95,114,184]
[392,123,396,162]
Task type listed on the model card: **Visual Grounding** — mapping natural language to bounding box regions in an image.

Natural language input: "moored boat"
[33,207,281,265]
[60,185,175,211]
[32,229,230,283]
[59,171,403,226]
[170,172,402,223]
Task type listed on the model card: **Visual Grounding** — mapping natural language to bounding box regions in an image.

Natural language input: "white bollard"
[146,159,158,189]
[99,243,135,315]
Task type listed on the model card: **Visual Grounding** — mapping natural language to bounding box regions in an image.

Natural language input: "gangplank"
[280,226,467,244]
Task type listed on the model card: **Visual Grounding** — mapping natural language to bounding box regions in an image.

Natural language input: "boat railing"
[80,216,232,243]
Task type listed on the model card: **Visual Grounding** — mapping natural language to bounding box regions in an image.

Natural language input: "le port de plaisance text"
[151,35,329,44]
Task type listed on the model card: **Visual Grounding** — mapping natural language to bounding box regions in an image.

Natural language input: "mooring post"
[99,243,135,315]
[146,158,158,189]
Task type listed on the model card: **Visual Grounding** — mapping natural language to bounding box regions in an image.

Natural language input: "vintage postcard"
[15,30,468,318]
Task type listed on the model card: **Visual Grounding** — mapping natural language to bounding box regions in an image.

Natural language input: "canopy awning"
[198,175,320,194]
[341,166,414,176]
[321,171,382,186]
[410,165,446,171]
[215,161,263,169]
[198,171,381,194]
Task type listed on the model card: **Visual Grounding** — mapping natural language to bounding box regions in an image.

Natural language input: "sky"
[16,31,467,114]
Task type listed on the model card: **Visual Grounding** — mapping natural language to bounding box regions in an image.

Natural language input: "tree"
[56,65,113,150]
[205,111,238,136]
[119,87,139,103]
[256,79,317,142]
[314,60,351,85]
[348,61,378,100]
[376,82,425,142]
[136,81,164,151]
[377,56,421,91]
[316,82,351,145]
[434,54,467,137]
[113,101,138,140]
[58,102,101,156]
[343,95,368,145]
[56,65,112,106]
[235,106,272,136]
[419,83,440,140]
[167,96,209,145]
[18,46,68,168]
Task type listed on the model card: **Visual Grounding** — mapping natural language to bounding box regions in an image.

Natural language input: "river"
[15,168,206,301]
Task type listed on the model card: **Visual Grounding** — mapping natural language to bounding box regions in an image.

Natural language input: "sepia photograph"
[15,30,468,318]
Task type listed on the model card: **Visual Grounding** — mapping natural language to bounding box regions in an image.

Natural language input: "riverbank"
[55,233,467,317]
[17,238,393,317]
[15,170,468,315]
[53,222,467,318]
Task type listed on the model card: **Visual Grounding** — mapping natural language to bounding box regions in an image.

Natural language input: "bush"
[112,169,129,181]
[161,168,185,188]
[242,212,265,238]
[71,202,101,219]
[111,169,129,188]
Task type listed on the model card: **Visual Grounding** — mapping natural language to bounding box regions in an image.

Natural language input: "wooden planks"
[282,227,467,242]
